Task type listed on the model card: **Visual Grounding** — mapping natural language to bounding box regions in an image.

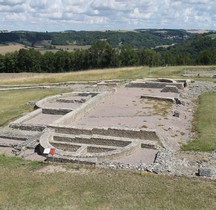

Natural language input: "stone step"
[52,133,132,147]
[51,133,159,150]
[10,123,46,132]
[50,126,160,141]
[40,131,141,158]
[0,137,24,147]
[0,134,26,141]
[50,140,118,153]
[42,108,71,115]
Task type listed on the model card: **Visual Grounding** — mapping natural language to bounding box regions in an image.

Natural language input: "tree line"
[0,38,216,73]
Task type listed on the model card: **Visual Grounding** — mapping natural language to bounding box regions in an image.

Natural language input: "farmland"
[0,43,26,54]
[0,42,91,55]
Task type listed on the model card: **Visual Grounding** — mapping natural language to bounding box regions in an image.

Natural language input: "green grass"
[0,155,216,210]
[0,65,216,85]
[0,88,71,126]
[182,92,216,151]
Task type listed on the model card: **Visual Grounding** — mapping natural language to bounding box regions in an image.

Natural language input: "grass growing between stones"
[0,66,215,85]
[182,92,216,151]
[0,88,71,126]
[0,155,216,210]
[142,98,173,117]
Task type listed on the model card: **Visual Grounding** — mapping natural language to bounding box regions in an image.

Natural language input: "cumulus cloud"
[0,0,215,31]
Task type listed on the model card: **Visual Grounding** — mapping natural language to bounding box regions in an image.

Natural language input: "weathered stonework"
[2,78,216,179]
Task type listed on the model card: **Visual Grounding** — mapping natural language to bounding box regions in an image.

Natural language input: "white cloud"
[0,0,215,31]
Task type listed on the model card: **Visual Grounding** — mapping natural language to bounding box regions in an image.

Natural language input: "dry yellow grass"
[0,43,26,54]
[0,65,215,86]
[0,42,90,55]
[0,66,144,85]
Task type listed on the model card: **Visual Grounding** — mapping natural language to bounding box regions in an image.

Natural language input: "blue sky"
[0,0,216,31]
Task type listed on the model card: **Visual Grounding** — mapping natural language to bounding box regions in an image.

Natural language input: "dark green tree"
[4,52,18,73]
[197,50,213,65]
[139,48,162,66]
[119,45,139,66]
[89,40,115,68]
[0,54,5,72]
[54,51,72,72]
[41,51,55,72]
[17,49,42,72]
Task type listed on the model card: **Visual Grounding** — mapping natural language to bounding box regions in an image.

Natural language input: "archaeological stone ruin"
[1,78,216,178]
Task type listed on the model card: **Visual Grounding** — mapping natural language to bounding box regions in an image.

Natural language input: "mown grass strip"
[0,155,216,209]
[182,92,216,151]
[0,88,71,126]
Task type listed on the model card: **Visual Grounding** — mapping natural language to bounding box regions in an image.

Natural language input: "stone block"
[173,110,180,118]
[198,168,213,177]
[161,85,179,93]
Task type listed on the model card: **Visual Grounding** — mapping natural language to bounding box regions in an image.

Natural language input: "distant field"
[54,44,91,51]
[0,43,26,54]
[186,30,211,34]
[0,42,91,55]
[36,44,91,54]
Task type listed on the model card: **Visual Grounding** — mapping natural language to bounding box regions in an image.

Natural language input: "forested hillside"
[157,32,216,65]
[0,29,193,48]
[0,31,216,73]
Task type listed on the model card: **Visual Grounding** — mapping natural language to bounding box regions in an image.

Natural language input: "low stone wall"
[40,129,141,161]
[87,146,115,153]
[10,109,42,125]
[51,142,81,152]
[53,135,131,147]
[127,81,184,89]
[36,91,99,109]
[0,134,27,141]
[96,142,140,162]
[35,94,63,109]
[161,85,179,93]
[10,123,46,132]
[51,92,112,126]
[46,155,97,165]
[52,126,160,142]
[9,108,47,132]
[157,78,175,83]
[175,79,191,87]
[56,98,86,103]
[141,141,158,149]
[140,95,175,103]
[42,108,71,115]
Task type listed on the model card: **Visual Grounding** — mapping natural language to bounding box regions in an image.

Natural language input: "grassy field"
[182,92,216,151]
[0,65,216,86]
[0,155,216,210]
[0,88,71,126]
[0,43,26,54]
[0,43,91,55]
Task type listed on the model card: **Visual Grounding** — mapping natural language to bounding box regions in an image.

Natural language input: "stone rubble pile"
[99,149,216,178]
[181,81,216,99]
